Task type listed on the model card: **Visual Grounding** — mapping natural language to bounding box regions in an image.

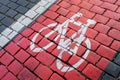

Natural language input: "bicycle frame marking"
[30,12,96,72]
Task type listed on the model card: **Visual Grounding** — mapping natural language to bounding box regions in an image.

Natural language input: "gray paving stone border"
[0,0,57,48]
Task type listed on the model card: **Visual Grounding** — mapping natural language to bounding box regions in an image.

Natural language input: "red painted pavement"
[0,0,120,80]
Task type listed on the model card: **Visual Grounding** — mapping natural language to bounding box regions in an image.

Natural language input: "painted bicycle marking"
[30,12,96,72]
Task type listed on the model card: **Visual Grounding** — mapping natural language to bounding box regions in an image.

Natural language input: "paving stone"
[1,52,14,66]
[18,68,37,80]
[94,14,109,24]
[15,49,30,63]
[114,53,120,65]
[101,2,118,11]
[90,6,105,14]
[11,22,24,32]
[96,58,110,70]
[79,1,93,10]
[8,60,23,75]
[96,45,116,60]
[6,9,17,17]
[107,19,120,31]
[104,10,120,20]
[26,3,34,9]
[1,17,14,26]
[0,25,6,33]
[17,0,29,6]
[35,64,53,80]
[111,41,120,51]
[35,6,46,14]
[16,6,28,14]
[29,0,38,3]
[10,0,17,2]
[49,73,64,80]
[45,2,54,8]
[21,28,34,37]
[1,28,12,36]
[0,13,5,20]
[103,0,117,3]
[8,31,18,39]
[83,64,102,80]
[105,62,120,77]
[0,65,8,79]
[116,0,120,6]
[108,29,120,41]
[89,0,103,6]
[38,0,48,6]
[18,38,30,49]
[25,10,38,19]
[95,33,113,46]
[17,15,25,22]
[65,70,85,80]
[0,0,10,5]
[0,0,55,47]
[101,74,114,80]
[1,72,18,80]
[24,57,39,71]
[36,51,55,66]
[20,17,32,26]
[5,42,20,55]
[7,2,19,9]
[14,14,22,20]
[0,36,9,47]
[44,10,59,19]
[0,5,9,13]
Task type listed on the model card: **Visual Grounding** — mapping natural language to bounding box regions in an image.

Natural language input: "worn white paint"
[30,12,96,72]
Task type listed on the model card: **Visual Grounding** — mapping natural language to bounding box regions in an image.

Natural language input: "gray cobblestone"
[17,0,29,6]
[7,2,19,9]
[0,5,9,13]
[0,0,57,48]
[10,0,17,2]
[6,9,17,17]
[0,0,57,33]
[0,0,10,5]
[14,14,22,20]
[16,6,28,14]
[1,17,14,26]
[26,3,34,9]
[105,62,120,77]
[101,74,114,80]
[0,25,6,33]
[114,53,120,65]
[0,13,5,20]
[28,0,39,3]
[17,15,25,22]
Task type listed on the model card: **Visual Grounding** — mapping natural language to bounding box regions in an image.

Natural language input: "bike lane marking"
[1,0,120,80]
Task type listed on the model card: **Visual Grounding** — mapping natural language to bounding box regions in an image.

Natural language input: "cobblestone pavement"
[0,0,40,32]
[0,0,120,80]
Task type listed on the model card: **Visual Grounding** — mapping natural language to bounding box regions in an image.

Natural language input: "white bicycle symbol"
[30,12,96,72]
